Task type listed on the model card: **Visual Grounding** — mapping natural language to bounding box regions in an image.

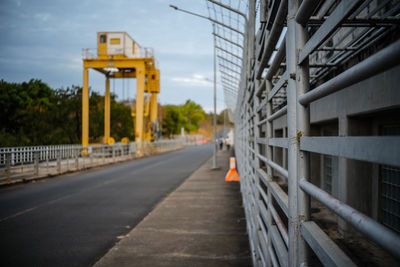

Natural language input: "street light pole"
[212,24,218,169]
[169,4,220,169]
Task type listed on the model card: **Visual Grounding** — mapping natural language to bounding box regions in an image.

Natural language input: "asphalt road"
[0,144,212,267]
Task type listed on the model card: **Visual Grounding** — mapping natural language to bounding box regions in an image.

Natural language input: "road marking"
[0,206,38,223]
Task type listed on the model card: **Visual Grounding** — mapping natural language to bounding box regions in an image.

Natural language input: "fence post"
[112,146,115,162]
[57,150,61,173]
[5,153,11,180]
[75,149,79,170]
[34,151,39,176]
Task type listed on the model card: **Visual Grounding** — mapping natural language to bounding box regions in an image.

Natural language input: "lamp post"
[169,4,246,169]
[169,4,219,169]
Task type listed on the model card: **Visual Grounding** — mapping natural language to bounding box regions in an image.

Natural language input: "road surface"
[0,144,212,266]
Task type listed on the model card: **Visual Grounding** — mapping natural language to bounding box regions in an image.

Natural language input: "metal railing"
[235,0,400,266]
[82,47,155,59]
[0,139,192,183]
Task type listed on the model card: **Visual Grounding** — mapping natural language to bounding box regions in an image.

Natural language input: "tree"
[0,80,135,146]
[180,100,206,133]
[162,105,187,137]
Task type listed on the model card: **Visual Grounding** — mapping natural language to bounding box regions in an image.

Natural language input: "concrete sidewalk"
[94,150,251,267]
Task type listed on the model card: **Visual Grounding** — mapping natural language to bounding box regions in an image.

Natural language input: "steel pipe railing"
[235,0,400,266]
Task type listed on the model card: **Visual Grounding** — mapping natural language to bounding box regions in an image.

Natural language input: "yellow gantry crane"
[82,32,160,155]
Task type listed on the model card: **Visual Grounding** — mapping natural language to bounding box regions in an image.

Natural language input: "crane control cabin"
[82,32,160,154]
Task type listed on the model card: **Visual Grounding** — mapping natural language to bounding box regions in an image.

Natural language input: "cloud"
[34,13,51,22]
[170,73,213,87]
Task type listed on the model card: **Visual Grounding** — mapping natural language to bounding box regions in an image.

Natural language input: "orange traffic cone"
[225,157,240,182]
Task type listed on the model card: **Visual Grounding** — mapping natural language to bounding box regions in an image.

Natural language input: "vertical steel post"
[266,80,274,266]
[57,150,61,173]
[150,93,158,123]
[287,0,300,265]
[34,151,39,176]
[135,64,145,157]
[5,153,11,180]
[295,0,311,263]
[82,68,89,147]
[212,24,218,169]
[104,77,111,143]
[75,149,79,169]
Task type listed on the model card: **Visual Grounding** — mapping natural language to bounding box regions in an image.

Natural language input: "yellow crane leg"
[104,77,110,143]
[150,93,158,123]
[82,68,89,148]
[135,66,145,156]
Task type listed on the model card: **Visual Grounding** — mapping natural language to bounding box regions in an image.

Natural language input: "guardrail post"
[34,151,39,176]
[112,146,115,162]
[57,150,61,173]
[5,153,11,180]
[75,149,79,169]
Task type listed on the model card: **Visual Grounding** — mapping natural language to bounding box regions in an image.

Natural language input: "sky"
[0,0,226,113]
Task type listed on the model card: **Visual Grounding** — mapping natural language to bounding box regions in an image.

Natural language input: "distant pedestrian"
[226,139,231,150]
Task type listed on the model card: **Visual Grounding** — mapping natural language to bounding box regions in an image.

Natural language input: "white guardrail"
[0,136,204,182]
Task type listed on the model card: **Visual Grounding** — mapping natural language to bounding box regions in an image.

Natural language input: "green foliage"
[162,99,206,137]
[0,79,133,147]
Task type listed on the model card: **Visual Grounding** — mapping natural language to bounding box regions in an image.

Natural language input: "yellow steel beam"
[135,63,145,156]
[82,68,89,147]
[150,93,158,123]
[83,58,152,69]
[104,77,110,143]
[110,71,136,78]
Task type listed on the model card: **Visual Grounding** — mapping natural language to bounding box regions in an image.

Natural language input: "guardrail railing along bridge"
[234,0,400,266]
[0,136,203,183]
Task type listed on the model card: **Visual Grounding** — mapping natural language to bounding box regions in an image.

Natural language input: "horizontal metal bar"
[256,98,267,113]
[210,18,244,36]
[295,0,320,26]
[267,159,288,179]
[220,70,240,80]
[266,34,286,81]
[300,136,400,167]
[257,185,288,247]
[299,0,363,63]
[307,18,400,27]
[215,46,243,60]
[268,71,288,101]
[316,47,357,51]
[256,138,268,145]
[267,106,287,122]
[268,244,280,267]
[207,0,247,20]
[256,154,288,178]
[270,225,288,267]
[219,64,241,74]
[300,180,400,260]
[217,56,242,68]
[256,79,266,97]
[213,33,243,49]
[256,0,287,79]
[299,39,400,105]
[256,168,288,216]
[268,138,288,149]
[269,200,289,246]
[258,217,277,267]
[301,221,356,267]
[257,117,268,126]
